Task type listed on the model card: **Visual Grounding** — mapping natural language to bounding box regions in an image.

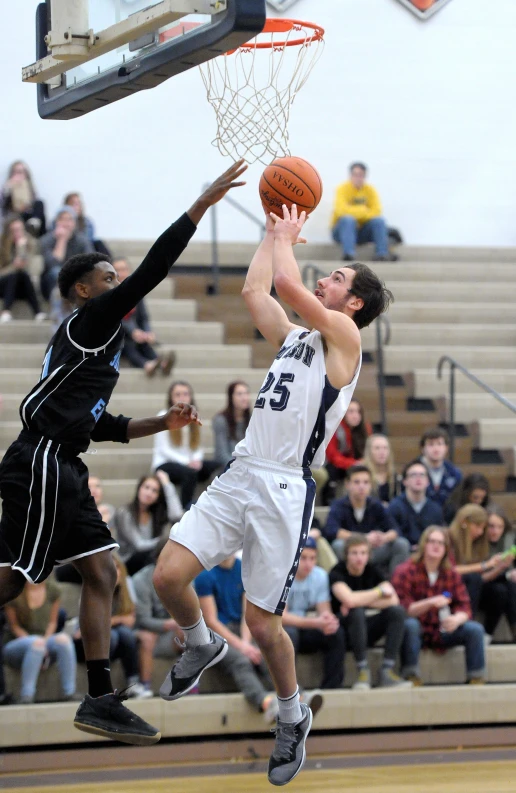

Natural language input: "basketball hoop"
[199,19,325,165]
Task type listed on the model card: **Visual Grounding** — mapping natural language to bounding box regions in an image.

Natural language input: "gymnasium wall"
[1,0,515,246]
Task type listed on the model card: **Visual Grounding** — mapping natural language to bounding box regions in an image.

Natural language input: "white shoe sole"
[159,640,228,701]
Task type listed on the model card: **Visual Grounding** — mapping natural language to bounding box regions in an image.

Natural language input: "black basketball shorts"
[0,434,118,583]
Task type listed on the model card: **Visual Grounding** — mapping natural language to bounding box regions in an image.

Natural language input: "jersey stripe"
[30,359,86,420]
[66,312,121,354]
[13,437,43,569]
[21,366,65,428]
[302,376,340,468]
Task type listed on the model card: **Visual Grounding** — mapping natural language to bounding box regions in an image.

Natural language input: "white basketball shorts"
[171,456,316,615]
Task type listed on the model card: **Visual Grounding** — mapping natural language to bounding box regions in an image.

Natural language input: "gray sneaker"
[378,668,413,689]
[159,630,228,701]
[268,702,312,787]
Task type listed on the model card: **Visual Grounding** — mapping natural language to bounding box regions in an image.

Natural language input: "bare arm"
[332,581,385,609]
[4,605,28,638]
[43,600,60,638]
[241,215,302,349]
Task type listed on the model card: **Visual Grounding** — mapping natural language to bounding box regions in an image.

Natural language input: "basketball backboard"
[23,0,266,120]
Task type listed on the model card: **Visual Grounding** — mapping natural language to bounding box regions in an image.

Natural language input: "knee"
[32,637,47,653]
[345,607,365,627]
[369,216,386,229]
[404,617,421,637]
[245,605,281,648]
[393,537,410,555]
[463,620,485,642]
[338,215,357,229]
[54,633,72,647]
[79,553,117,593]
[386,605,406,623]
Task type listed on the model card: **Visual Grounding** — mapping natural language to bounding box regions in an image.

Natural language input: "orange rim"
[227,19,324,54]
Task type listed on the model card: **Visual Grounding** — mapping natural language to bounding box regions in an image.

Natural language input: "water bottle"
[438,590,451,633]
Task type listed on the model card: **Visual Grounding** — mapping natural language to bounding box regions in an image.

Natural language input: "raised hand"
[270,203,307,245]
[164,402,202,431]
[198,159,248,207]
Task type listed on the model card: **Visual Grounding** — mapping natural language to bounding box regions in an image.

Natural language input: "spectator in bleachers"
[39,205,93,301]
[388,460,444,550]
[87,474,115,526]
[448,504,503,615]
[481,506,516,641]
[443,473,491,524]
[0,214,45,323]
[3,578,77,703]
[322,399,372,505]
[113,471,182,576]
[1,161,46,238]
[325,465,410,577]
[363,434,401,505]
[74,555,150,699]
[282,537,345,690]
[393,525,486,685]
[63,192,111,256]
[419,428,462,507]
[0,609,14,705]
[212,380,251,467]
[153,381,220,508]
[331,162,398,262]
[132,539,181,696]
[112,257,175,377]
[330,534,410,689]
[196,554,279,723]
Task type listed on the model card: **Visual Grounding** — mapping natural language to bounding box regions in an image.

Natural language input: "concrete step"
[364,324,516,347]
[0,320,224,345]
[143,298,196,321]
[380,281,515,302]
[413,369,516,399]
[479,419,516,451]
[385,346,516,373]
[444,394,516,422]
[389,303,516,324]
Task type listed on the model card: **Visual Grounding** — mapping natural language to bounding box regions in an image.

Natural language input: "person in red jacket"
[322,399,372,505]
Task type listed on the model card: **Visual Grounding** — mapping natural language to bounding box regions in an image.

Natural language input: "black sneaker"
[268,702,312,786]
[74,691,161,746]
[159,629,228,701]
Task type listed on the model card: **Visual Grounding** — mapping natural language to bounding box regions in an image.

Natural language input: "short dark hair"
[350,162,367,173]
[343,532,370,560]
[402,458,430,480]
[58,252,111,301]
[420,427,450,449]
[346,464,372,481]
[346,262,394,329]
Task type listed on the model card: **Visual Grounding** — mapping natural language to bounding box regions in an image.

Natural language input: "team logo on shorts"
[394,0,453,19]
[280,483,287,490]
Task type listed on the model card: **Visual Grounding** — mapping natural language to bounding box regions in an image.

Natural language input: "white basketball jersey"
[234,327,362,469]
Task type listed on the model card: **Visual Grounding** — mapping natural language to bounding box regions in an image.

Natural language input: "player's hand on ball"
[200,159,248,206]
[270,204,307,245]
[165,402,202,430]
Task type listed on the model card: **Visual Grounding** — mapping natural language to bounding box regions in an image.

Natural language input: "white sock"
[180,614,211,648]
[277,687,302,723]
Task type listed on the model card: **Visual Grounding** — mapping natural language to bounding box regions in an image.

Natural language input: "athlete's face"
[315,268,361,314]
[297,548,317,579]
[87,262,120,298]
[138,477,161,507]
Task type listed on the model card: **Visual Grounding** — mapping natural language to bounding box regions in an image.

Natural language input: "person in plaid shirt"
[392,525,485,686]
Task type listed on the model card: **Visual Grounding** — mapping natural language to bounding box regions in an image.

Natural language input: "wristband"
[376,585,384,597]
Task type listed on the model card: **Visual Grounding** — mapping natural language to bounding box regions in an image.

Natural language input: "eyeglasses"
[406,472,427,479]
[426,538,446,546]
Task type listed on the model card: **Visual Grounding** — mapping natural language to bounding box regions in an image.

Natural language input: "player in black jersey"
[0,160,247,744]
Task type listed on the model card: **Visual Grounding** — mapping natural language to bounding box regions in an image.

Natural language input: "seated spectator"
[1,160,46,237]
[481,506,516,640]
[0,214,45,323]
[74,555,150,698]
[4,578,77,703]
[363,434,402,504]
[325,465,410,577]
[448,504,503,615]
[444,473,491,524]
[212,380,251,467]
[39,205,93,301]
[114,471,182,576]
[283,537,345,690]
[63,192,111,256]
[88,474,115,526]
[393,525,486,685]
[153,381,220,508]
[132,539,181,696]
[112,257,175,377]
[322,399,372,505]
[419,428,462,507]
[0,609,14,705]
[329,534,410,689]
[388,459,444,549]
[196,554,278,723]
[331,162,398,262]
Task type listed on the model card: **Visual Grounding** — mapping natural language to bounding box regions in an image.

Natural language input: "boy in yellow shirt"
[331,163,398,261]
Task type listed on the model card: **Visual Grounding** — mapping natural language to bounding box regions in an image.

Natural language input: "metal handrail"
[301,262,391,434]
[206,185,266,294]
[437,355,516,462]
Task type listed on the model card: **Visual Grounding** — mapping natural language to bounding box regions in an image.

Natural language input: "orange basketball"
[259,156,323,216]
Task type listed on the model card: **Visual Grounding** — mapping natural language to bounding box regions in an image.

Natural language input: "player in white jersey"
[154,204,393,786]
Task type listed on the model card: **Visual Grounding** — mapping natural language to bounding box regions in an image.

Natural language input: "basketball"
[259,156,323,216]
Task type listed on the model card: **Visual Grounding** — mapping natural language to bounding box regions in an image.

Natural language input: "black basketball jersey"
[20,309,124,452]
[17,212,196,454]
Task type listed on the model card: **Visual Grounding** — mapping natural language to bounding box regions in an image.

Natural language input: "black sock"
[86,659,113,698]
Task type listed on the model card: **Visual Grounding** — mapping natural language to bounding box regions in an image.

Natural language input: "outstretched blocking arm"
[241,214,303,349]
[90,403,201,444]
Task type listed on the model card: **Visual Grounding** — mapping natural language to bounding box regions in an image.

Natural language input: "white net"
[199,20,325,165]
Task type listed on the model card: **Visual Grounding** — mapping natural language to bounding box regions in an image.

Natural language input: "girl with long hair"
[363,433,401,504]
[443,473,491,524]
[113,472,181,575]
[1,161,46,237]
[322,399,372,505]
[63,192,111,256]
[479,506,516,640]
[0,214,45,323]
[212,380,251,466]
[448,504,503,614]
[152,381,220,508]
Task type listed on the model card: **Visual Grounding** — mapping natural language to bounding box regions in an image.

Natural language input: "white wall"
[1,0,516,245]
